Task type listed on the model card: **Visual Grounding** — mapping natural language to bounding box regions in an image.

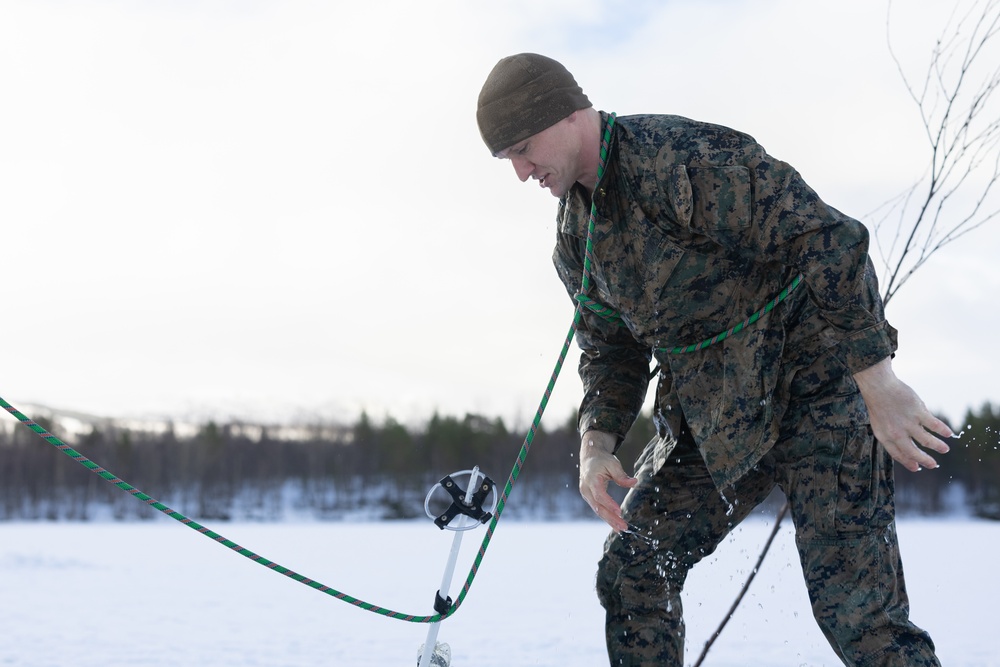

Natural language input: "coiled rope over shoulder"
[572,112,802,353]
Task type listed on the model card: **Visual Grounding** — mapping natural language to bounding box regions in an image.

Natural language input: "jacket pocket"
[804,392,878,537]
[686,165,752,233]
[808,390,870,431]
[656,161,752,244]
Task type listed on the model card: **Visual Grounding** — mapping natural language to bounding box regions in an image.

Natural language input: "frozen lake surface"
[0,518,996,666]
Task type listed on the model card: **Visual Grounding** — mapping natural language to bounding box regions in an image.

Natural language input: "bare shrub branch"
[875,0,1000,305]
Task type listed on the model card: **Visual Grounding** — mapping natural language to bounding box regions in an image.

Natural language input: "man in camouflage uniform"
[476,53,952,666]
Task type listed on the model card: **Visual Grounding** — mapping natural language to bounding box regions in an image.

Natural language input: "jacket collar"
[557,110,620,239]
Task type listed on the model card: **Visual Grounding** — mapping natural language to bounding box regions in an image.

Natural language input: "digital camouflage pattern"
[552,113,938,664]
[595,368,939,665]
[554,112,897,488]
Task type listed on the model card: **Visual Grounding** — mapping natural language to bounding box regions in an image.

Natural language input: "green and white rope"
[0,114,621,626]
[0,395,444,622]
[3,110,794,627]
[660,274,802,354]
[573,111,800,353]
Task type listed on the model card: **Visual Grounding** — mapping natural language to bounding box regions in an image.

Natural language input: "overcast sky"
[2,0,998,432]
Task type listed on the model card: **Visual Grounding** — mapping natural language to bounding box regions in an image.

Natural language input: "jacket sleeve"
[753,158,897,373]
[552,230,651,446]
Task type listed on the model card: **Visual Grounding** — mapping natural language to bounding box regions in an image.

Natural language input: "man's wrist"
[580,429,618,456]
[853,356,893,394]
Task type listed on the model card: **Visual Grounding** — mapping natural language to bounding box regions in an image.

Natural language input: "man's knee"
[596,540,684,615]
[596,543,687,666]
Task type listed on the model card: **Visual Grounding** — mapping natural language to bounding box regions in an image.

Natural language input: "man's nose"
[511,157,534,182]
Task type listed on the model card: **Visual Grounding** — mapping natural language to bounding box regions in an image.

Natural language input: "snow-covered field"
[0,517,995,666]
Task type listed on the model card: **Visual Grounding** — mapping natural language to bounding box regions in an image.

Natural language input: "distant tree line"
[1,403,997,522]
[0,410,600,522]
[900,402,1000,519]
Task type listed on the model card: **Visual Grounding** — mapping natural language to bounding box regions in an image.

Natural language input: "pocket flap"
[808,391,870,429]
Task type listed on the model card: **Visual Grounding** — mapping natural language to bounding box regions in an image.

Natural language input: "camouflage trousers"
[595,391,939,666]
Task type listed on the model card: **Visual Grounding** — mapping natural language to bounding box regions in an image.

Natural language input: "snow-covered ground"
[0,517,995,666]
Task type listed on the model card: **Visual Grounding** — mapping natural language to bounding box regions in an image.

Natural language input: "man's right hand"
[579,430,638,532]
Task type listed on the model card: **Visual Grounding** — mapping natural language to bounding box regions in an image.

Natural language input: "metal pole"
[418,467,481,667]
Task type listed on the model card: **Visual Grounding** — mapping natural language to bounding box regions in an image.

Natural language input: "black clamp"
[433,474,495,529]
[433,589,454,615]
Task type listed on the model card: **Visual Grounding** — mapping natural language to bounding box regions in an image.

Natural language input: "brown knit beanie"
[477,53,592,155]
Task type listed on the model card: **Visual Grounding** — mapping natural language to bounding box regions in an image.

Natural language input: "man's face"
[496,116,580,199]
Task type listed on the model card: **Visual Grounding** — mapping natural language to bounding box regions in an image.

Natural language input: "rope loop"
[574,112,801,353]
[573,293,623,324]
[660,273,803,354]
[576,270,804,354]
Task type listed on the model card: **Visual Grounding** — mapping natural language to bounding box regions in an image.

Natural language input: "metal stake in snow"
[417,467,497,667]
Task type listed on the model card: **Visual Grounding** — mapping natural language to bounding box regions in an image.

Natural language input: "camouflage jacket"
[553,112,896,487]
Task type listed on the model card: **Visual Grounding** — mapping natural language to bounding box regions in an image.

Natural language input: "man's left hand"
[854,357,952,472]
